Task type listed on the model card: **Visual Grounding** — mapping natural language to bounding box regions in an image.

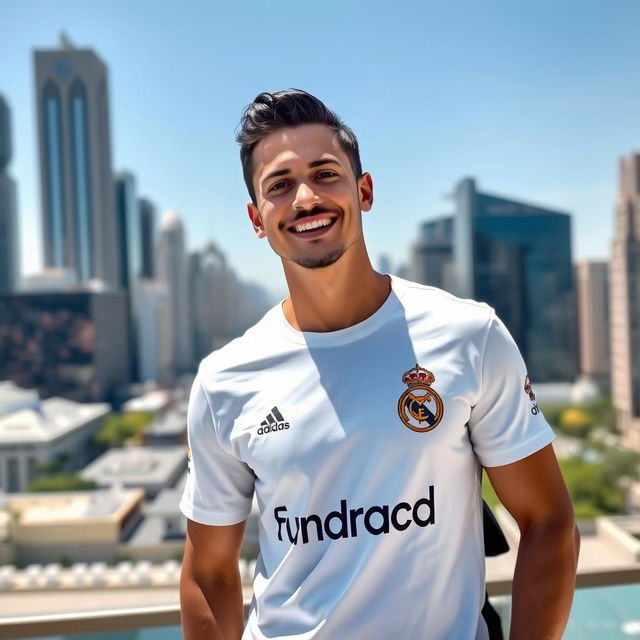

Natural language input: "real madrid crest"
[397,364,444,432]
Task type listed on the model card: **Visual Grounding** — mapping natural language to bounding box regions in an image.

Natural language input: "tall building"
[0,289,131,402]
[139,197,156,278]
[114,171,141,291]
[441,177,576,381]
[157,210,193,374]
[189,242,272,360]
[34,35,119,287]
[0,94,19,294]
[114,171,142,381]
[610,154,640,450]
[136,278,172,383]
[575,261,610,385]
[410,216,454,290]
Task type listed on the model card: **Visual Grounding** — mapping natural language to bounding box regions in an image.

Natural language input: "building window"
[69,80,93,281]
[43,81,65,267]
[7,457,19,493]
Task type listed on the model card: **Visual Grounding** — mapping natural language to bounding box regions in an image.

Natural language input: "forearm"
[509,517,579,640]
[180,568,245,640]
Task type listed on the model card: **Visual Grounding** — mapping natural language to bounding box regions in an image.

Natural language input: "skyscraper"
[610,154,640,450]
[575,261,610,385]
[34,34,119,287]
[157,210,193,374]
[410,216,454,290]
[448,177,576,381]
[114,171,141,291]
[0,94,19,294]
[139,197,156,279]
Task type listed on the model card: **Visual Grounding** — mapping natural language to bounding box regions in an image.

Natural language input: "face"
[247,123,373,270]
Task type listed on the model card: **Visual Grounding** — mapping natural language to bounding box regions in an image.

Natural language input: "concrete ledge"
[1,566,639,639]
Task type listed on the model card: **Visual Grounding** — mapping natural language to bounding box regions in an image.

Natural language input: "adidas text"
[257,422,290,435]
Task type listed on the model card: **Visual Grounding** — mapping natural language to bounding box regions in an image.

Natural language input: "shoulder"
[197,303,287,387]
[392,276,494,335]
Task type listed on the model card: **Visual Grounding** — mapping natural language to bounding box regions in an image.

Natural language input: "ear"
[247,202,266,238]
[358,172,374,212]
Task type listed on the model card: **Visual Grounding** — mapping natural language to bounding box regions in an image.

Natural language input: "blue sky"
[1,0,638,298]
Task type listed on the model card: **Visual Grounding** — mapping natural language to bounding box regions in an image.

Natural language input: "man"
[179,89,579,639]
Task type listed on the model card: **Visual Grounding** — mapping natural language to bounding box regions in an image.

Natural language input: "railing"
[2,566,640,639]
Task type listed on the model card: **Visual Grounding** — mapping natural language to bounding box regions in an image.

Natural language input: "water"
[29,584,640,639]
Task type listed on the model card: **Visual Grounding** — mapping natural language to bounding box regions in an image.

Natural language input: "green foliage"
[600,449,640,485]
[559,458,625,518]
[539,403,565,431]
[559,408,596,438]
[55,553,73,568]
[34,453,72,477]
[93,411,154,448]
[26,473,98,492]
[482,472,500,509]
[541,395,614,439]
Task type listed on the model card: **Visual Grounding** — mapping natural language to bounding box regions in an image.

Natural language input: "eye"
[316,170,338,179]
[268,180,288,193]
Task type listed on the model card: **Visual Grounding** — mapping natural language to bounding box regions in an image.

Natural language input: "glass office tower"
[34,35,119,288]
[452,177,577,382]
[0,94,19,294]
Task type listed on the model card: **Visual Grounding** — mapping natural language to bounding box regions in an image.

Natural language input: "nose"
[292,181,320,210]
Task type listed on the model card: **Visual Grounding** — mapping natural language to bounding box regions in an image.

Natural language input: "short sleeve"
[468,313,555,468]
[179,375,255,525]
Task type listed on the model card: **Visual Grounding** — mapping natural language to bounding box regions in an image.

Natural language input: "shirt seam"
[478,427,555,467]
[475,308,496,408]
[180,496,251,522]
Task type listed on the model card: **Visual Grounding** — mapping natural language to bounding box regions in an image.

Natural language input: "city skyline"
[1,0,639,298]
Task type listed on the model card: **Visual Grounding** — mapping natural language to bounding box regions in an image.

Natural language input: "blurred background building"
[34,34,119,288]
[610,154,640,451]
[410,177,577,382]
[0,94,19,295]
[0,289,131,403]
[157,210,194,375]
[575,261,610,387]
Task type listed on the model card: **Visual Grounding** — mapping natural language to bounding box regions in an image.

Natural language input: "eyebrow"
[262,159,341,186]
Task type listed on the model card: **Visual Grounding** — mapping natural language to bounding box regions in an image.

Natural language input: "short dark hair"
[236,89,363,204]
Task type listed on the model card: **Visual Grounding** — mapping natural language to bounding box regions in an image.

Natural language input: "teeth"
[294,218,332,233]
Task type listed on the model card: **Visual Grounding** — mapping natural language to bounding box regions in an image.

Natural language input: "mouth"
[286,213,339,238]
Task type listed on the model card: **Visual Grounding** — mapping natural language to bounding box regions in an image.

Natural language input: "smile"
[293,218,334,233]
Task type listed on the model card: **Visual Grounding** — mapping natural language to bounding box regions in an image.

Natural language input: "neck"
[281,243,391,332]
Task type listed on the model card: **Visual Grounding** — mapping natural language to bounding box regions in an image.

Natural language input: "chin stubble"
[293,245,345,270]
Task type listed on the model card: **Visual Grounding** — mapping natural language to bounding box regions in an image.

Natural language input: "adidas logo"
[257,406,290,435]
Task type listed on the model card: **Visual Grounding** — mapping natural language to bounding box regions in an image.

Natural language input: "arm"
[180,518,247,640]
[485,444,580,640]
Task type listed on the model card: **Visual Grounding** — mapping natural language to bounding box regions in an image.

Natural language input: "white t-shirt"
[180,276,555,640]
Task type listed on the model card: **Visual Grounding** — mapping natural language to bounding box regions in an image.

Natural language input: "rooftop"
[0,395,110,445]
[6,487,144,524]
[81,446,186,487]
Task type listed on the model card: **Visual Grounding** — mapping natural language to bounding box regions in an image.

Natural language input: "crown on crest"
[402,364,435,387]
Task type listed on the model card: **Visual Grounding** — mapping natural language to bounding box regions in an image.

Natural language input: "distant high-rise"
[410,216,454,290]
[575,261,610,385]
[157,210,193,374]
[115,171,141,291]
[34,35,119,287]
[452,177,576,381]
[0,289,131,403]
[136,278,172,383]
[0,94,19,294]
[139,197,156,278]
[610,154,640,450]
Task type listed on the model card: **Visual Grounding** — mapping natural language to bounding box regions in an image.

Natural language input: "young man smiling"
[179,90,579,640]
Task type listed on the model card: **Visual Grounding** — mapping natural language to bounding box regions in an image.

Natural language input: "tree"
[559,458,625,518]
[559,408,596,438]
[93,412,154,448]
[26,474,97,492]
